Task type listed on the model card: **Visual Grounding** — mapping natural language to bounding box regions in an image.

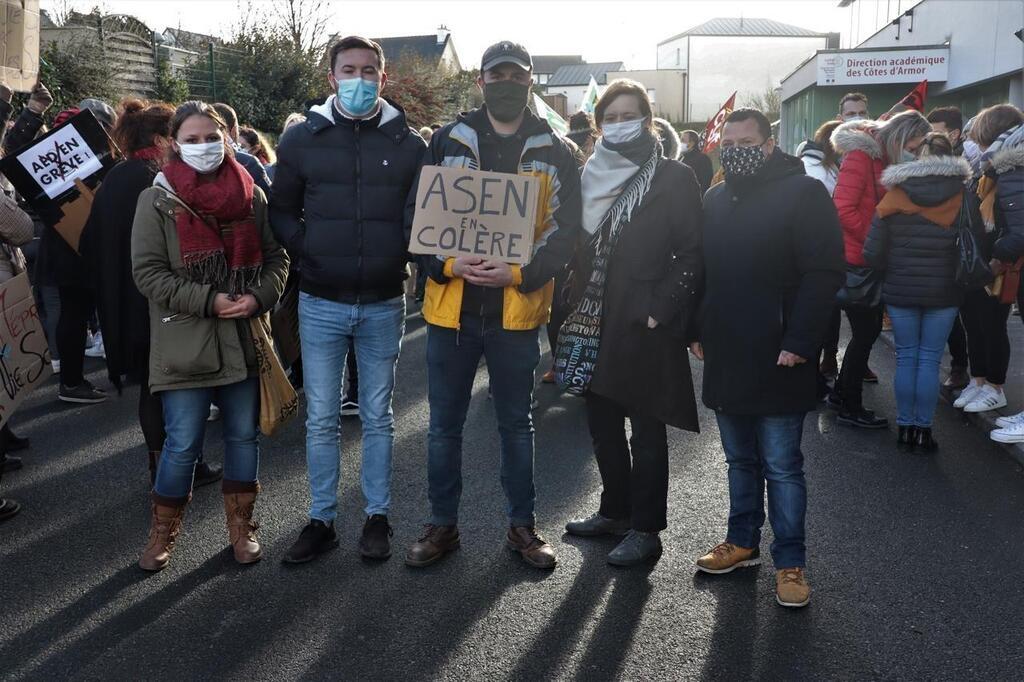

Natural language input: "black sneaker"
[0,498,21,523]
[283,519,339,564]
[193,461,223,488]
[340,396,359,417]
[825,392,844,411]
[837,409,889,429]
[58,380,106,404]
[359,514,393,560]
[1,455,22,473]
[6,430,30,452]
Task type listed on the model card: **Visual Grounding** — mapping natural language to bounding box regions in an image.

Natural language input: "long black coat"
[862,155,975,308]
[270,98,426,303]
[575,159,703,431]
[698,150,845,415]
[79,157,159,385]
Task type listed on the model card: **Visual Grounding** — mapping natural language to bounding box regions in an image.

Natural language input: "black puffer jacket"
[698,149,845,415]
[270,97,426,303]
[863,155,975,307]
[989,142,1024,262]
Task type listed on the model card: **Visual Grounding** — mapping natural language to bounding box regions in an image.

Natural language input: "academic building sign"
[816,48,949,86]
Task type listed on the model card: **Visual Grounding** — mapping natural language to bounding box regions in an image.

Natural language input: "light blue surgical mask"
[336,77,380,118]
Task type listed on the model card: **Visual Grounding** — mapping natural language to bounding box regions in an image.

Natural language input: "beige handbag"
[250,313,298,437]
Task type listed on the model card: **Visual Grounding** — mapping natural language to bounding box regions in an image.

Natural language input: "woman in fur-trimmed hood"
[652,117,681,160]
[862,132,977,451]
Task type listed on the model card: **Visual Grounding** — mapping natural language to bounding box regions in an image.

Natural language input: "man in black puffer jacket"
[271,36,426,565]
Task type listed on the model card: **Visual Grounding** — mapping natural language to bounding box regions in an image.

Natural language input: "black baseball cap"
[480,41,532,72]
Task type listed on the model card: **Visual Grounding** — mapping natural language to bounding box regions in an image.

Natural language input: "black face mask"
[483,80,530,123]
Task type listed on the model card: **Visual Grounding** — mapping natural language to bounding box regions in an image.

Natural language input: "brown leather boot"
[405,524,460,567]
[507,526,557,569]
[139,494,189,572]
[223,481,262,565]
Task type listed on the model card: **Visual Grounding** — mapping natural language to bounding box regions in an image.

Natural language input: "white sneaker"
[953,383,983,409]
[51,359,61,374]
[995,411,1024,429]
[207,404,221,422]
[991,421,1024,444]
[85,338,105,358]
[963,385,1008,413]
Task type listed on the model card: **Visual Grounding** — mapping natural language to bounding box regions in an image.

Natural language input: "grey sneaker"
[565,513,630,537]
[607,530,662,567]
[58,380,106,404]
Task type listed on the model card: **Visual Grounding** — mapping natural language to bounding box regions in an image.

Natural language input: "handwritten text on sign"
[16,123,103,199]
[0,273,52,427]
[410,166,539,265]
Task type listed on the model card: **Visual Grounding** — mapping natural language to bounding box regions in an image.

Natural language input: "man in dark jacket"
[680,129,714,195]
[271,36,426,564]
[403,41,582,571]
[690,108,844,608]
[211,103,272,196]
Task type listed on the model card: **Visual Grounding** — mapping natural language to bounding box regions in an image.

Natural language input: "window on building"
[539,74,548,85]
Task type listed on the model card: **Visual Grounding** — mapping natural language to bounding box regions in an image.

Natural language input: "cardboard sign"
[1,0,41,93]
[409,166,539,265]
[0,109,118,253]
[0,272,51,427]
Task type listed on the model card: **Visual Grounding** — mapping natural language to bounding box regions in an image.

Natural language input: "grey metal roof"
[533,55,584,74]
[547,62,625,86]
[658,17,829,45]
[372,34,450,64]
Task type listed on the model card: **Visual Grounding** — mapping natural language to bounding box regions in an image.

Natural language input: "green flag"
[533,94,569,136]
[582,76,600,114]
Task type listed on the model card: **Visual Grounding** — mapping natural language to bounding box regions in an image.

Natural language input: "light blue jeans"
[299,292,405,522]
[887,305,959,428]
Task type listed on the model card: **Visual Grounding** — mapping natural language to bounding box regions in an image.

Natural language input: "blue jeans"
[153,377,259,499]
[427,314,540,527]
[300,293,405,522]
[887,305,959,428]
[715,412,807,568]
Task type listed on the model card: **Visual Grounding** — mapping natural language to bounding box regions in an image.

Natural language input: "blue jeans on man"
[426,314,540,528]
[887,305,959,428]
[714,412,807,568]
[154,377,259,499]
[299,293,405,522]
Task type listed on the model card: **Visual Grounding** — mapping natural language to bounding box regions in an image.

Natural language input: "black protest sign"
[409,166,539,265]
[0,109,118,251]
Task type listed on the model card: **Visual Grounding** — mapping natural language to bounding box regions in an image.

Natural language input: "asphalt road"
[3,310,1023,681]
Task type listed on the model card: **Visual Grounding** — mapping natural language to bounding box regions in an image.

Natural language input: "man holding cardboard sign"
[404,41,582,571]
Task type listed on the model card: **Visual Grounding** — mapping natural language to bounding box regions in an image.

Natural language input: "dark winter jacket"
[831,120,888,266]
[577,159,703,431]
[697,149,845,415]
[235,148,272,197]
[862,155,975,307]
[270,97,426,303]
[682,148,714,196]
[79,157,161,387]
[990,142,1024,262]
[412,106,582,331]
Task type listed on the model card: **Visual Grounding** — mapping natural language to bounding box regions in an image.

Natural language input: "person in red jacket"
[829,110,932,429]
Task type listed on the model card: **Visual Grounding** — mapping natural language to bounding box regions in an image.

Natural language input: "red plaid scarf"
[161,156,262,296]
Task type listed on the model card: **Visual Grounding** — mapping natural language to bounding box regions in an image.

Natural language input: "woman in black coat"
[862,133,975,452]
[562,80,703,566]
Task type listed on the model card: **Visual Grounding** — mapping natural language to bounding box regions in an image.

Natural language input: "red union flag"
[701,91,737,154]
[879,80,928,121]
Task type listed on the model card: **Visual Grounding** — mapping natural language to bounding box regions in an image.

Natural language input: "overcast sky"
[42,0,854,69]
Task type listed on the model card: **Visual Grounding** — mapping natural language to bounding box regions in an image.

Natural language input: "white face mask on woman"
[602,118,646,145]
[178,141,225,174]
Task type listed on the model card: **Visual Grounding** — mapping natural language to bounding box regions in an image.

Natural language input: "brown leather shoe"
[139,495,189,572]
[695,541,761,574]
[776,567,811,608]
[507,526,557,569]
[223,484,262,565]
[405,524,460,567]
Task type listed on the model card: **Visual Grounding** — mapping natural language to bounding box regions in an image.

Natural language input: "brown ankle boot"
[139,494,188,572]
[223,482,262,565]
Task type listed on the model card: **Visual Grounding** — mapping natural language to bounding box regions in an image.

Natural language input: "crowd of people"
[0,35,1021,611]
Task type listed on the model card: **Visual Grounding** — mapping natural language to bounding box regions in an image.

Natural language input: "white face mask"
[602,118,646,145]
[178,141,225,174]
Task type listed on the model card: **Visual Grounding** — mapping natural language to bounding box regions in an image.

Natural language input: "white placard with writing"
[16,123,103,199]
[817,48,949,86]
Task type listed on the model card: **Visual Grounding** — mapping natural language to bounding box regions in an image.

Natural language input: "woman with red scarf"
[131,101,288,572]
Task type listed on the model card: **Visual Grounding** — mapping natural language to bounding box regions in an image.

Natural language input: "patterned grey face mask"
[719,144,767,178]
